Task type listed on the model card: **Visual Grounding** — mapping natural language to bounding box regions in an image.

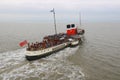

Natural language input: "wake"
[0,47,85,80]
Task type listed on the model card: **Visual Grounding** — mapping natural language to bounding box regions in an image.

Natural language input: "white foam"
[0,47,85,80]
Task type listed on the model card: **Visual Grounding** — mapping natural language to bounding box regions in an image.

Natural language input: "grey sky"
[0,0,120,23]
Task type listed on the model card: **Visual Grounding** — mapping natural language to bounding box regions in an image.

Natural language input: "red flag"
[19,40,28,47]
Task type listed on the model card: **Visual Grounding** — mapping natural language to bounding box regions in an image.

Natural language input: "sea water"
[0,22,120,80]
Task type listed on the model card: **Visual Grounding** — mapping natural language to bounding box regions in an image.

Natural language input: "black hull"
[69,44,79,47]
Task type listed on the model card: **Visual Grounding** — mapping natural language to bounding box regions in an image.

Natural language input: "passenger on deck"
[27,43,30,50]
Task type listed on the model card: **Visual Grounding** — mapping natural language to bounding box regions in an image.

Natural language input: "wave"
[0,47,84,80]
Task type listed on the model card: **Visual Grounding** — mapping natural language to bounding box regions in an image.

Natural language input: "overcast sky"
[0,0,120,23]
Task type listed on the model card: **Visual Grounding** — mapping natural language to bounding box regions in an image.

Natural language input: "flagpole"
[51,8,57,34]
[79,12,81,27]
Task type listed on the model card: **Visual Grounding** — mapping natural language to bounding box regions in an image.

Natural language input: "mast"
[79,12,82,27]
[50,8,57,34]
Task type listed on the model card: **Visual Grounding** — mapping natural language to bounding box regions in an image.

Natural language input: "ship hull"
[25,42,69,61]
[70,40,80,47]
[26,51,53,61]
